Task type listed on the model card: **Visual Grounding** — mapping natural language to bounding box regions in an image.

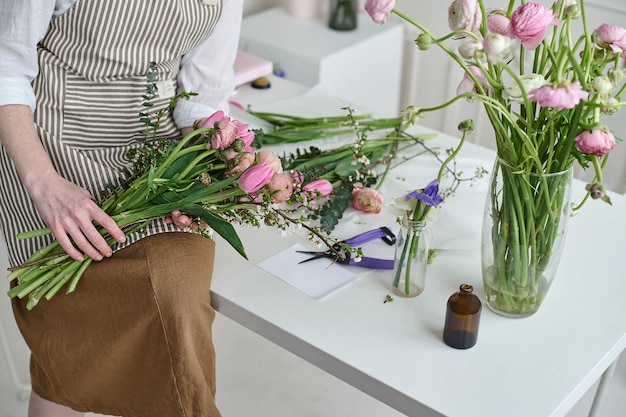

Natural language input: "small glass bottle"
[443,284,481,349]
[328,0,358,31]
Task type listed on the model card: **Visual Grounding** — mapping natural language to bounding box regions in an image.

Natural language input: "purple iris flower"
[404,179,443,208]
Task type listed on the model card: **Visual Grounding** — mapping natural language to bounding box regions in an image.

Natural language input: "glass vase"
[392,217,428,297]
[328,0,358,31]
[481,158,573,318]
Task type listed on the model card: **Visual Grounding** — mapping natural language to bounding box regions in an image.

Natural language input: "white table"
[215,76,626,417]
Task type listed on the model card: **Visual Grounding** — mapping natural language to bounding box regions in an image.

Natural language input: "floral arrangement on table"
[365,0,625,315]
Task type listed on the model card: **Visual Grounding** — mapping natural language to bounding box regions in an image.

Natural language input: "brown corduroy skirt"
[11,232,221,417]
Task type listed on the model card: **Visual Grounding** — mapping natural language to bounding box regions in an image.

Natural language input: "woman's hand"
[30,174,126,262]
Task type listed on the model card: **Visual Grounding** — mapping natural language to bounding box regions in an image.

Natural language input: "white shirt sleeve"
[0,0,61,111]
[174,0,243,129]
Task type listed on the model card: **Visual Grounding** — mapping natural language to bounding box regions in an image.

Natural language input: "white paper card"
[257,243,359,299]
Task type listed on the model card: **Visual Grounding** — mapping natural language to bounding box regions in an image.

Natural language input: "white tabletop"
[214,76,626,417]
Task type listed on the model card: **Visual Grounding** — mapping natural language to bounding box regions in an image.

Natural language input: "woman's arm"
[0,105,127,261]
[173,0,243,129]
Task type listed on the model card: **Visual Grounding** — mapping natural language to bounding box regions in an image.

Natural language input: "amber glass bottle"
[443,284,481,349]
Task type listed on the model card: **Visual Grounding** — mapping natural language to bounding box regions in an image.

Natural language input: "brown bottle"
[443,284,481,349]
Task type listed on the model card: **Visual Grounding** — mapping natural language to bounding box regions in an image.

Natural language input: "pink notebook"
[234,51,273,86]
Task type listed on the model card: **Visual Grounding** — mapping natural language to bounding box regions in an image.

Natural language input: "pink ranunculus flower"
[266,172,294,203]
[364,0,397,24]
[351,188,384,214]
[529,81,589,109]
[210,118,238,150]
[196,110,227,129]
[238,162,275,194]
[448,0,482,36]
[226,152,255,177]
[234,120,255,152]
[456,65,491,96]
[593,23,626,54]
[487,10,512,36]
[510,2,561,50]
[302,179,333,199]
[258,150,283,174]
[575,128,616,157]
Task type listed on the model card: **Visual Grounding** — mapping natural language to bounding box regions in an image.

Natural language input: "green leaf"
[182,206,248,260]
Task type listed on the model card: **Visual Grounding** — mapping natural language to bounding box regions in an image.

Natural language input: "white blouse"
[0,0,242,128]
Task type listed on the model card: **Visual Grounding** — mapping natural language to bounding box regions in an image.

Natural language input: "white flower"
[458,39,484,59]
[482,33,514,64]
[503,73,547,102]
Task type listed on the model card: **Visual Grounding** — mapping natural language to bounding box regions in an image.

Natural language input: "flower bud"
[591,76,613,96]
[458,39,483,59]
[458,119,475,133]
[608,68,624,84]
[415,33,434,50]
[585,182,611,204]
[482,33,513,64]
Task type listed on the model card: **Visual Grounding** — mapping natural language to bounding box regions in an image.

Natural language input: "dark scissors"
[296,227,396,270]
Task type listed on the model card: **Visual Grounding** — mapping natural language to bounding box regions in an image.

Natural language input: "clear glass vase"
[328,0,358,31]
[481,158,573,317]
[392,217,428,297]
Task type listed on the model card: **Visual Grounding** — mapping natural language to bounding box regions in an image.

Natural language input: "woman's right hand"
[29,173,126,261]
[0,105,126,262]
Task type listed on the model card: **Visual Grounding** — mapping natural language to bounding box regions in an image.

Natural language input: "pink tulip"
[196,110,227,129]
[448,0,482,35]
[457,66,491,95]
[593,23,626,53]
[351,188,384,214]
[302,179,333,199]
[529,81,588,109]
[575,129,616,157]
[266,173,294,203]
[510,2,561,50]
[238,162,275,194]
[364,0,396,24]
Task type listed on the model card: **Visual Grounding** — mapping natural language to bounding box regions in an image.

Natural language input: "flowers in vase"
[365,0,625,205]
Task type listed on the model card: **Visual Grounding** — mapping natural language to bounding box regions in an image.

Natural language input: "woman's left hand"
[165,210,195,230]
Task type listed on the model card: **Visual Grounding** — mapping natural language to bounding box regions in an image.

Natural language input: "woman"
[0,0,243,416]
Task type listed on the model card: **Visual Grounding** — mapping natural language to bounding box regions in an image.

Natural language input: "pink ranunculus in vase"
[510,2,561,50]
[238,162,275,194]
[351,188,384,214]
[302,179,333,199]
[593,23,626,53]
[448,0,482,35]
[575,128,616,157]
[529,81,588,109]
[364,0,397,24]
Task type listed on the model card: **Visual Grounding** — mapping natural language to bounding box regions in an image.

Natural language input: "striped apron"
[0,0,222,267]
[4,1,225,416]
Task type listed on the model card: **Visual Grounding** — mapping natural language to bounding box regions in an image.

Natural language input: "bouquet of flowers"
[365,0,625,315]
[8,109,334,310]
